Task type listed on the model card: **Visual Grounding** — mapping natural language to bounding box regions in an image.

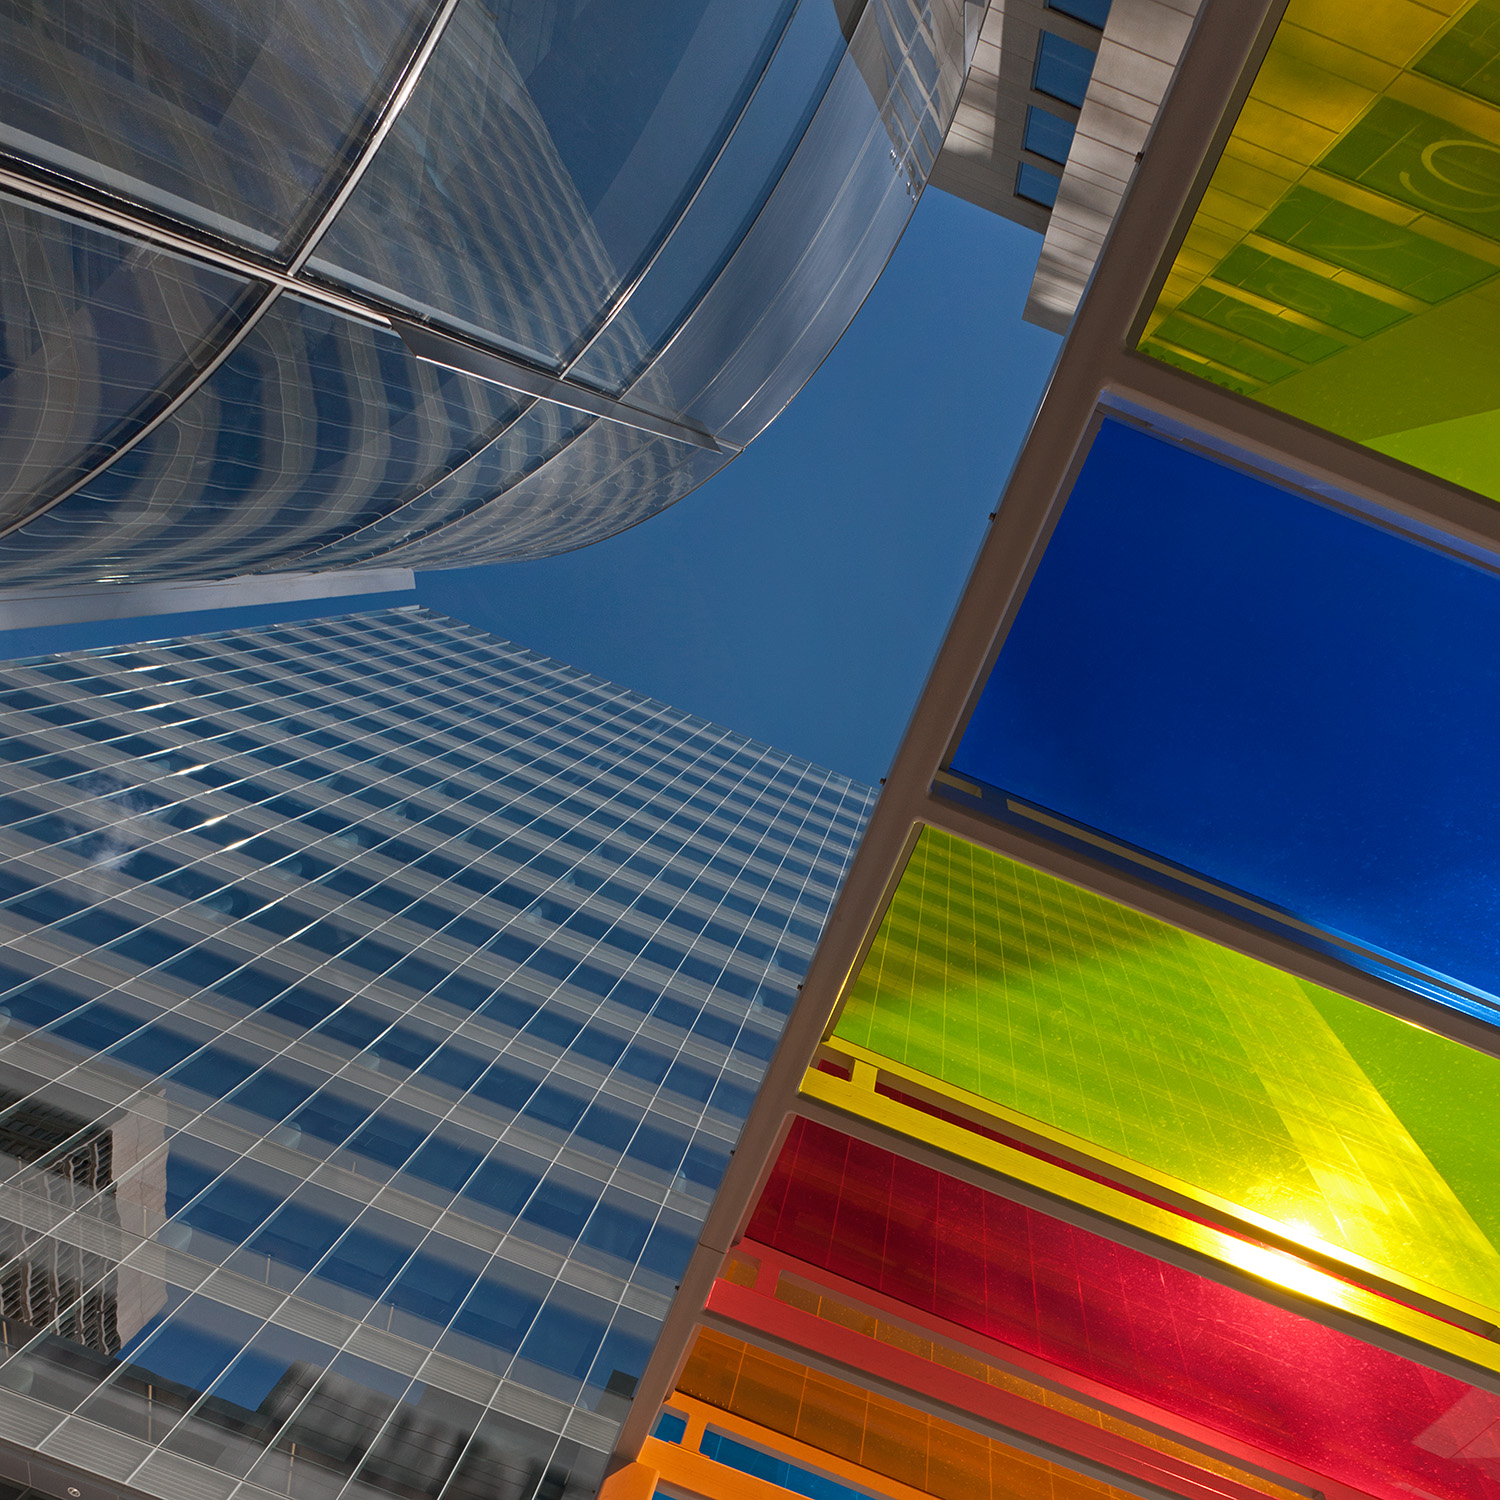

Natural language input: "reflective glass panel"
[950,418,1500,1013]
[0,0,438,254]
[1141,0,1500,503]
[834,822,1500,1321]
[751,1117,1500,1500]
[0,293,525,585]
[1032,32,1095,107]
[1016,161,1061,207]
[1023,105,1076,165]
[0,193,257,530]
[310,0,799,368]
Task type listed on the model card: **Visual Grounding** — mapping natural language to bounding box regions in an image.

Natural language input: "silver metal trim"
[394,318,728,452]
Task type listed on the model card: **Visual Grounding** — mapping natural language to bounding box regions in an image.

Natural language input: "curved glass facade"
[0,0,965,589]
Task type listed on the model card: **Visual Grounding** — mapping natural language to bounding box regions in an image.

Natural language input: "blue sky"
[0,192,1059,786]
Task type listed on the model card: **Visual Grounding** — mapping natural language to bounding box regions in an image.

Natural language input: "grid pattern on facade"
[0,607,872,1500]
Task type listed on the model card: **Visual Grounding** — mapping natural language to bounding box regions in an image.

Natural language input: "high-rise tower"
[0,607,871,1500]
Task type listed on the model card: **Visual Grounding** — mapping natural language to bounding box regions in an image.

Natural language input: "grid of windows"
[0,608,872,1500]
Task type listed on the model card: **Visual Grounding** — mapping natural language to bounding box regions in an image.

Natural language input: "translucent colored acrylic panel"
[309,0,798,368]
[0,0,437,254]
[677,1326,1132,1500]
[0,195,257,529]
[834,823,1500,1318]
[1139,0,1500,502]
[751,1117,1500,1500]
[949,417,1500,1015]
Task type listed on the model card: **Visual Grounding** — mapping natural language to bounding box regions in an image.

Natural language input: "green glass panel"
[1150,315,1298,384]
[1254,187,1492,304]
[1416,0,1500,108]
[1320,99,1500,240]
[1178,286,1346,361]
[1139,0,1500,502]
[834,826,1500,1315]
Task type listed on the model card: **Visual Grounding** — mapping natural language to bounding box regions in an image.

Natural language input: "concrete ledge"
[0,568,416,630]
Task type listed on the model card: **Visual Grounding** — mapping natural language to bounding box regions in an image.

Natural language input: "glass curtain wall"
[0,0,965,588]
[0,607,872,1500]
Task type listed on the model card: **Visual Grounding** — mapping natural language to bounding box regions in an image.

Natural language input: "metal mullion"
[0,167,378,322]
[1107,349,1500,564]
[281,0,467,275]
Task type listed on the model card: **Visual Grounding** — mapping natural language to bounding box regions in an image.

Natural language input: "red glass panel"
[749,1117,1500,1500]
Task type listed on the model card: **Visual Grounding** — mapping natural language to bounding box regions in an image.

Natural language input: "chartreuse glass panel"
[1139,0,1500,501]
[832,826,1500,1320]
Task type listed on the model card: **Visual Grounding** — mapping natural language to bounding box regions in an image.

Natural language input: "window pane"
[1033,31,1095,107]
[1015,161,1061,208]
[1022,105,1075,166]
[0,0,441,253]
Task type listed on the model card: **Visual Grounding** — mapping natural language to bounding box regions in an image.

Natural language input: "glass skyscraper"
[0,606,871,1500]
[0,0,964,590]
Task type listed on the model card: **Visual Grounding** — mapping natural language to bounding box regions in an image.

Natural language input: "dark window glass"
[1033,31,1095,107]
[383,1240,484,1330]
[405,1130,484,1190]
[462,1150,544,1220]
[1023,105,1076,166]
[314,1213,423,1300]
[450,1261,548,1357]
[247,1193,354,1273]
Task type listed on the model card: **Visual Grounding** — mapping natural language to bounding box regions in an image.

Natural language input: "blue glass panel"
[310,0,798,368]
[0,194,257,529]
[1033,31,1095,107]
[1047,0,1112,27]
[0,0,438,253]
[700,1429,873,1500]
[1024,105,1076,166]
[653,1410,689,1444]
[1015,161,1062,208]
[952,416,1500,1017]
[0,294,525,587]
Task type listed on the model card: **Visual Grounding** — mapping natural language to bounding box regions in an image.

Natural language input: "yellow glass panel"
[831,826,1500,1322]
[1141,0,1500,502]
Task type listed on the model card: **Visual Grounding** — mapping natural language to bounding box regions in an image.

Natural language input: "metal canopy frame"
[612,0,1500,1479]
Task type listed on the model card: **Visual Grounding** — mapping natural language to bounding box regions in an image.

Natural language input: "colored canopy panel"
[832,824,1500,1324]
[1139,0,1500,503]
[751,1117,1500,1500]
[952,417,1500,1016]
[676,1326,1135,1500]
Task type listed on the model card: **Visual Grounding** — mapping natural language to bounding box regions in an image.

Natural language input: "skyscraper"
[0,606,871,1500]
[0,0,965,605]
